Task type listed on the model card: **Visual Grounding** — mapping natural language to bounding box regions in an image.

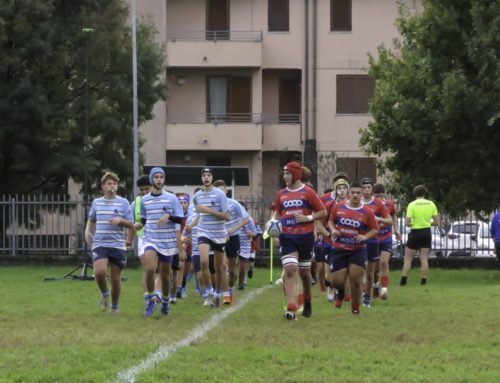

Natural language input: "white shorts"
[137,236,146,257]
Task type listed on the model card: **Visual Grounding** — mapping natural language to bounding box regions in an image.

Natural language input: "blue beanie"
[149,167,165,185]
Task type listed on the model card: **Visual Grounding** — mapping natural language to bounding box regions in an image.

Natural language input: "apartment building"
[135,0,404,200]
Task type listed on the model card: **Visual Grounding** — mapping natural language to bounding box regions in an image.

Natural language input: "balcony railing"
[262,114,301,124]
[168,30,263,42]
[167,113,263,124]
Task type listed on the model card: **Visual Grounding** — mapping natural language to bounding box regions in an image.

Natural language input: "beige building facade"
[135,0,407,200]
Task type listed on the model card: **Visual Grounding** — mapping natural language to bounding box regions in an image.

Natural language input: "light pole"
[131,0,139,196]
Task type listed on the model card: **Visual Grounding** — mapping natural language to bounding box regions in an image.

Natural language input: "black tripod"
[44,251,95,281]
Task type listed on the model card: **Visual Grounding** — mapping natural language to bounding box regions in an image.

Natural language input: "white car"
[444,221,480,257]
[470,222,495,257]
[392,218,446,257]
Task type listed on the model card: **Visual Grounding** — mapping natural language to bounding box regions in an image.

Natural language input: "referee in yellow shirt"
[400,185,440,286]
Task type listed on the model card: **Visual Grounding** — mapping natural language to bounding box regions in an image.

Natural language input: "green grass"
[0,266,499,382]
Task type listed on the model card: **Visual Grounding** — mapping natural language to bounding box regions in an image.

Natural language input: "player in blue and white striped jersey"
[237,204,258,290]
[193,168,230,307]
[213,180,250,305]
[85,171,134,313]
[135,167,184,318]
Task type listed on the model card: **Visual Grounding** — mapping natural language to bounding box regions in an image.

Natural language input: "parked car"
[444,221,480,257]
[470,222,495,257]
[392,218,446,257]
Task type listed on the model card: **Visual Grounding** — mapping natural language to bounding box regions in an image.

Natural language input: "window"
[268,0,289,32]
[336,75,374,114]
[207,76,252,122]
[331,0,351,32]
[336,157,376,183]
[206,0,229,40]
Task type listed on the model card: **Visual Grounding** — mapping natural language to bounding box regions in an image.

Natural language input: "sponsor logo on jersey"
[283,199,304,208]
[339,217,361,228]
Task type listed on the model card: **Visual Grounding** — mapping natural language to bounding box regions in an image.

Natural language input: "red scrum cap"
[284,162,302,182]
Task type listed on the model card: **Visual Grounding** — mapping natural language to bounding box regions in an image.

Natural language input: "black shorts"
[406,228,432,250]
[329,247,367,272]
[226,235,240,258]
[198,236,225,253]
[172,253,180,271]
[279,233,315,262]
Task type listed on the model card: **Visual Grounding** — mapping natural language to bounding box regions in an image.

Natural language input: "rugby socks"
[287,303,297,313]
[381,276,389,288]
[101,289,109,297]
[400,276,408,286]
[420,278,427,285]
[111,304,118,311]
[336,288,345,302]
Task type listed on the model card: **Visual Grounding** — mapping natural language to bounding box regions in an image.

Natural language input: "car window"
[453,223,478,234]
[480,224,491,238]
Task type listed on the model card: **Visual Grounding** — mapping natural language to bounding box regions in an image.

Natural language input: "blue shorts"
[144,246,172,264]
[92,247,127,270]
[313,246,324,262]
[192,254,201,273]
[366,241,380,262]
[378,239,393,255]
[199,236,225,253]
[329,247,367,272]
[279,233,314,262]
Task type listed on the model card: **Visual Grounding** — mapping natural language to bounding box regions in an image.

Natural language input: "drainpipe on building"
[303,0,308,146]
[303,0,318,189]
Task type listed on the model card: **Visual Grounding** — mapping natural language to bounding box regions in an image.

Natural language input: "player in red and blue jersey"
[360,177,392,308]
[328,181,379,315]
[269,162,326,320]
[373,183,400,300]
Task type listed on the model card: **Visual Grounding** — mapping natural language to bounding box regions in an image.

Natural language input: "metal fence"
[1,195,496,259]
[168,30,263,42]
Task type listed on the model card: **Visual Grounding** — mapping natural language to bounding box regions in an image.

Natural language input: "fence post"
[10,197,17,256]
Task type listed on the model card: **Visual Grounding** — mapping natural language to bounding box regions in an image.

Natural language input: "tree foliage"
[361,0,500,216]
[0,0,165,196]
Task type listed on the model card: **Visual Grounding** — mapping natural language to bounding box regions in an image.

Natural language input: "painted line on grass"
[113,285,271,383]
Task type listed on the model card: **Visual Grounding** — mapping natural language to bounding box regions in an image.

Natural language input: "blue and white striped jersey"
[225,198,249,236]
[193,187,229,244]
[140,191,183,256]
[88,196,133,251]
[239,218,257,256]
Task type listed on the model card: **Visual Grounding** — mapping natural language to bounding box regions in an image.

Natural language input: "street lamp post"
[131,0,139,196]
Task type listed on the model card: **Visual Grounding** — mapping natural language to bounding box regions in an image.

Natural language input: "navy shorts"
[313,246,324,262]
[279,233,315,262]
[198,236,225,253]
[226,235,240,258]
[378,239,393,255]
[144,246,172,264]
[329,247,367,272]
[192,254,201,273]
[172,253,180,271]
[366,241,380,262]
[92,247,127,270]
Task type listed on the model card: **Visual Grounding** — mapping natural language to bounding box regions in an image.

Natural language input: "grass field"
[0,265,499,383]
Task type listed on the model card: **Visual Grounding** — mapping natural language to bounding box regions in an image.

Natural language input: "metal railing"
[168,30,263,42]
[167,113,263,124]
[1,195,89,256]
[262,114,301,124]
[1,195,496,260]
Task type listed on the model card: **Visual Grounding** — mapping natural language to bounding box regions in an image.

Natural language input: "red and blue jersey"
[377,199,396,242]
[329,202,379,251]
[273,185,325,237]
[320,191,335,205]
[362,197,388,243]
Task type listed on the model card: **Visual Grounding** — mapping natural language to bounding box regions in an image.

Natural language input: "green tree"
[360,0,500,216]
[0,0,165,196]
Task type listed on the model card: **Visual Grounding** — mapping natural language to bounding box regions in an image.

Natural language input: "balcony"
[166,113,263,151]
[167,30,263,68]
[262,114,302,152]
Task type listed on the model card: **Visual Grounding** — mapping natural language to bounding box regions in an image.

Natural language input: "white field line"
[113,285,271,383]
